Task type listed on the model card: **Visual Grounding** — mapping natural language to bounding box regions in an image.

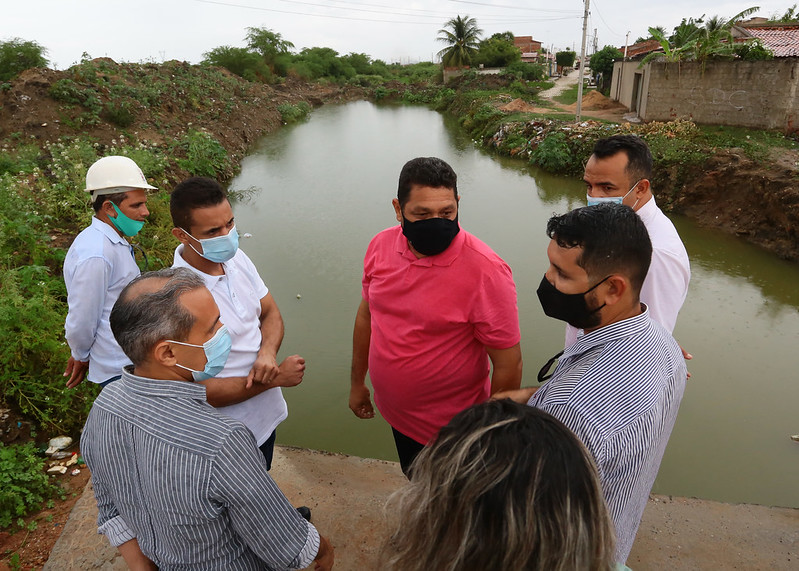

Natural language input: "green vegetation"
[0,38,48,81]
[641,7,768,66]
[437,15,483,68]
[474,32,521,68]
[0,442,63,530]
[555,50,576,69]
[589,46,623,93]
[553,82,592,105]
[278,101,312,123]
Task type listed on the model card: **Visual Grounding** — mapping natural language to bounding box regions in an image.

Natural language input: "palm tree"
[437,15,483,68]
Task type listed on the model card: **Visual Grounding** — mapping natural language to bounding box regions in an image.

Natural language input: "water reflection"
[231,101,799,508]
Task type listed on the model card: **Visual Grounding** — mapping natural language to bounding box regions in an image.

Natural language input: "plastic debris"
[70,469,81,476]
[48,436,73,451]
[51,451,72,460]
[791,434,799,442]
[66,454,78,467]
[47,466,68,475]
[243,232,253,239]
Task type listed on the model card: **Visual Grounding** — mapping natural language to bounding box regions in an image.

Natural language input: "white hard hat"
[85,155,157,200]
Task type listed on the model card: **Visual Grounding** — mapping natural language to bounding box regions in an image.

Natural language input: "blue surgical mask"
[587,180,641,208]
[169,325,232,381]
[182,226,239,263]
[110,203,145,236]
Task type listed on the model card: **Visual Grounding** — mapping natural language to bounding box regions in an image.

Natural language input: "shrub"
[0,442,61,529]
[277,101,311,123]
[503,61,546,81]
[0,38,48,82]
[102,101,135,127]
[176,130,230,178]
[530,132,574,173]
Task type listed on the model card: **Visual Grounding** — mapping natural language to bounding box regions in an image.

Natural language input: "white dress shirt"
[64,217,138,383]
[173,245,287,446]
[566,197,691,346]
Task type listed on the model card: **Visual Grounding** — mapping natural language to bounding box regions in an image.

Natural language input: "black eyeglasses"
[537,350,564,384]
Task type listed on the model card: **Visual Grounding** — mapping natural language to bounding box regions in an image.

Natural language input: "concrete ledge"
[46,445,798,570]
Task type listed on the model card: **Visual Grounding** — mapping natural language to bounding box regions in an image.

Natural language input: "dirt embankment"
[0,60,367,183]
[662,148,799,261]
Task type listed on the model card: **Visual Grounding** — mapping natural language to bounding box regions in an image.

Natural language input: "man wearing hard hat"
[63,156,156,388]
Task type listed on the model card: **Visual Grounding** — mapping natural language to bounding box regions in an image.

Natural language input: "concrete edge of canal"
[45,445,798,570]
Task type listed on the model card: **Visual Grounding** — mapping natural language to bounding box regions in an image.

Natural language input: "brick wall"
[642,59,799,131]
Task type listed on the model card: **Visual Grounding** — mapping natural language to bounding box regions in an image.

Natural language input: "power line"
[448,0,580,14]
[194,0,579,25]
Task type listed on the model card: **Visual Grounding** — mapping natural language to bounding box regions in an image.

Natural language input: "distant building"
[732,18,799,57]
[514,35,543,63]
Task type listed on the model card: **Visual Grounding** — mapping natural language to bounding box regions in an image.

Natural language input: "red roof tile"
[738,25,799,57]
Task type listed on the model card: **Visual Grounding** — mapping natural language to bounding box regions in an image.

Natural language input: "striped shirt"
[529,306,686,563]
[81,368,319,570]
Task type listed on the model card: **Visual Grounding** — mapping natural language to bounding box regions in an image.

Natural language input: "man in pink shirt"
[349,157,523,476]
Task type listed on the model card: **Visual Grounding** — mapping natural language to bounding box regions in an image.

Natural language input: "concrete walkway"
[46,446,798,570]
[538,67,587,100]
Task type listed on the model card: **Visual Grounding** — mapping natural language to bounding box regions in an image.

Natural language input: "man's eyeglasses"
[537,350,564,384]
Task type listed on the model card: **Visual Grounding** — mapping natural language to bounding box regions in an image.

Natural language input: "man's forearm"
[117,538,157,570]
[201,377,270,407]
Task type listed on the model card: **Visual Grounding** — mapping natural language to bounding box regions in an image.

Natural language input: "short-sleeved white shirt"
[173,245,287,445]
[566,197,691,346]
[64,217,139,383]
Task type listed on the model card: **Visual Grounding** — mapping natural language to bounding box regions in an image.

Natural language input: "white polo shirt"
[64,217,138,383]
[566,196,691,346]
[172,245,287,446]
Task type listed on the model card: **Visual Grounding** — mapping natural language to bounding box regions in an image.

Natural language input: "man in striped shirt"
[523,203,686,563]
[81,268,333,570]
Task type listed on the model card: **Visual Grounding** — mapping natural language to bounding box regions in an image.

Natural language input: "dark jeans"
[391,427,425,479]
[259,430,277,471]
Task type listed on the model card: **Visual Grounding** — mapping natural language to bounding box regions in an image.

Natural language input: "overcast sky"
[4,1,791,69]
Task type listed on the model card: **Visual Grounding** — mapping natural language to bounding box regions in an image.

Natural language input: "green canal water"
[230,101,799,509]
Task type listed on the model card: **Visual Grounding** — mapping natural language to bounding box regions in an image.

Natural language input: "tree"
[555,50,576,68]
[202,46,270,82]
[474,32,520,68]
[0,38,48,81]
[772,4,798,22]
[246,27,294,71]
[589,45,622,93]
[437,15,483,67]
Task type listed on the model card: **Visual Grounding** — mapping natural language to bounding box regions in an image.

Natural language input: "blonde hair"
[380,400,615,571]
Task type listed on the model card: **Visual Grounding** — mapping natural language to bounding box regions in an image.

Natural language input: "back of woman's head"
[380,399,615,571]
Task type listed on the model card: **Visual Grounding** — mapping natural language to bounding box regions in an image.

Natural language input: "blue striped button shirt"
[81,369,319,570]
[529,306,686,563]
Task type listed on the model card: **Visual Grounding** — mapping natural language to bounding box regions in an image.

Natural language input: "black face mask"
[401,214,460,256]
[536,275,610,330]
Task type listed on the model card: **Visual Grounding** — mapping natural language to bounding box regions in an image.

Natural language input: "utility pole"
[616,30,630,102]
[593,28,598,56]
[576,0,590,121]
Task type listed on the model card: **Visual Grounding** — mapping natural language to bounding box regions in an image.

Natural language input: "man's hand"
[314,535,334,571]
[271,355,306,388]
[681,345,693,379]
[349,384,374,419]
[492,386,538,404]
[64,357,89,389]
[247,352,280,387]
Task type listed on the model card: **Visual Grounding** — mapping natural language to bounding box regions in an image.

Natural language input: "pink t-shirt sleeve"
[469,258,521,350]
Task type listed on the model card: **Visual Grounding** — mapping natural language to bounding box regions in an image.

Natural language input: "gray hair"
[110,267,206,366]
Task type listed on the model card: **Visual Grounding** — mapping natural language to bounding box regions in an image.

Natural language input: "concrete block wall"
[643,59,799,131]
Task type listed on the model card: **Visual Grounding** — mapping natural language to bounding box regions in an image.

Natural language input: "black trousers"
[259,430,277,471]
[391,427,425,478]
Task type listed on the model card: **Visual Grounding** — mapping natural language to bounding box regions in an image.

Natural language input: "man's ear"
[153,340,178,367]
[101,199,118,219]
[392,198,402,224]
[601,275,628,307]
[171,227,190,244]
[635,179,651,198]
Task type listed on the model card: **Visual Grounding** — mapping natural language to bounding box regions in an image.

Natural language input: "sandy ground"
[45,445,798,570]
